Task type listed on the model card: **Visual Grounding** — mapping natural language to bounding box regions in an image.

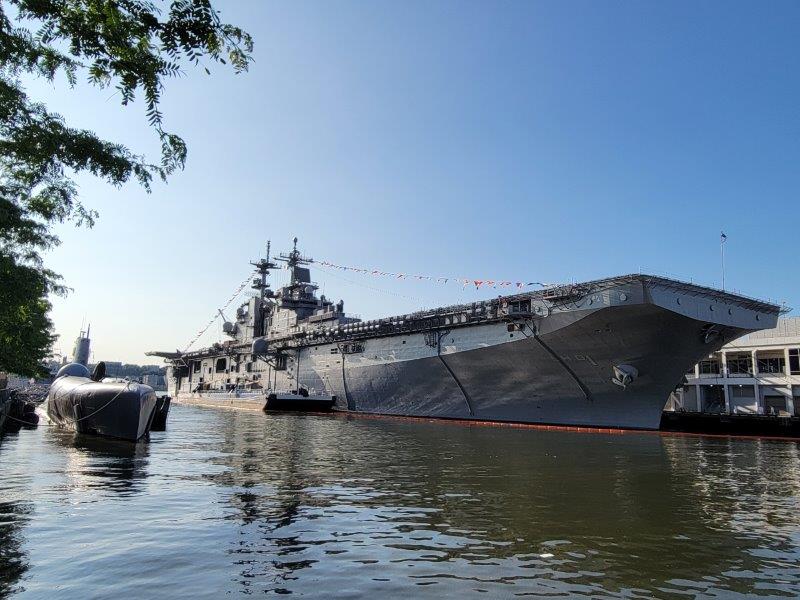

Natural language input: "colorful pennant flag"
[313,259,543,292]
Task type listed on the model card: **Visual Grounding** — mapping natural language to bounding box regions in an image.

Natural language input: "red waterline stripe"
[325,410,628,435]
[179,399,800,442]
[317,409,800,442]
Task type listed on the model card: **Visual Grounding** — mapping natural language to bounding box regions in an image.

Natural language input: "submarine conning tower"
[71,325,91,367]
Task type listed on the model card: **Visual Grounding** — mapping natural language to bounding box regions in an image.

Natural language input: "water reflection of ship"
[46,428,151,495]
[210,410,800,596]
[211,411,330,589]
[0,498,30,596]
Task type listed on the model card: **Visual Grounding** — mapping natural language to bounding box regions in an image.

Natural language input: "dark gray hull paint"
[47,377,157,441]
[308,304,751,430]
[170,275,779,430]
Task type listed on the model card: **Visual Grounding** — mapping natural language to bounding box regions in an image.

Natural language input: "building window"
[274,355,288,371]
[757,357,785,375]
[790,349,800,375]
[726,354,752,376]
[731,385,755,399]
[698,360,720,375]
[215,358,227,373]
[193,361,201,373]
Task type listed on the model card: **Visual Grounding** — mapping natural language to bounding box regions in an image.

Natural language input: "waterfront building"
[142,374,165,389]
[671,317,800,416]
[102,362,124,377]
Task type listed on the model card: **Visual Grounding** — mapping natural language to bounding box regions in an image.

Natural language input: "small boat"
[47,362,157,441]
[264,390,337,412]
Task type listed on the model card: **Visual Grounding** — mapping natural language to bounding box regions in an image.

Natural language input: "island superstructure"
[149,240,783,430]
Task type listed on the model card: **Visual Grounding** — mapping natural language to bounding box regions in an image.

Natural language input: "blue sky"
[30,1,800,363]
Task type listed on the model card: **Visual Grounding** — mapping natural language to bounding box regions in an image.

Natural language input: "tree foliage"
[0,0,252,375]
[0,253,55,377]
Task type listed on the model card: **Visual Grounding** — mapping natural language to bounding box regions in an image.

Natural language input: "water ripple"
[1,405,800,598]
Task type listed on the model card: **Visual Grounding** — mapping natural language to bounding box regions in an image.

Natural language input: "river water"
[1,405,800,598]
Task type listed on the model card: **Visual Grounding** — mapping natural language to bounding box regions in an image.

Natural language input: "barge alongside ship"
[149,240,782,430]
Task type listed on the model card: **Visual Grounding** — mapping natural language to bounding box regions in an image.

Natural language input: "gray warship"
[149,240,782,430]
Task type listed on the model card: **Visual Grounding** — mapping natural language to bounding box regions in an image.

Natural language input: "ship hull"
[167,276,778,430]
[310,305,743,430]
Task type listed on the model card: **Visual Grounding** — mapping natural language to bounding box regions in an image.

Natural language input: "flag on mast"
[720,231,727,290]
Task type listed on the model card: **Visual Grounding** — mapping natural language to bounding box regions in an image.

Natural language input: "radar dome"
[252,337,269,355]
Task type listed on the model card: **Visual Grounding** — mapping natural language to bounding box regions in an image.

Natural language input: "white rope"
[3,412,36,425]
[73,380,134,423]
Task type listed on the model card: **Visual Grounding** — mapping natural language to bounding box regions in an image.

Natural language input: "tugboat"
[264,389,337,412]
[149,239,784,430]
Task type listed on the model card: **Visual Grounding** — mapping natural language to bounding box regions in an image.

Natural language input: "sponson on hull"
[149,240,783,430]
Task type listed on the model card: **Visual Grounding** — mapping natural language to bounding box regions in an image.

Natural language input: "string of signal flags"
[184,259,553,352]
[183,269,257,352]
[313,259,548,290]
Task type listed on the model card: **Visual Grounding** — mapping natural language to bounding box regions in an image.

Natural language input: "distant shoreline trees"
[0,0,252,376]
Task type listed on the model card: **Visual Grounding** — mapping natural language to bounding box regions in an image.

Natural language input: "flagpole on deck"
[720,232,727,291]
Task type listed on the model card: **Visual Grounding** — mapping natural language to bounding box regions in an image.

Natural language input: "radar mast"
[277,237,314,288]
[251,240,277,300]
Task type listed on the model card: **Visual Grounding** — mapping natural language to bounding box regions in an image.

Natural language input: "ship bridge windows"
[508,300,531,314]
[215,358,227,373]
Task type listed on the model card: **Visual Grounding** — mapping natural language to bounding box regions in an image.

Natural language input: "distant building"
[142,374,165,389]
[103,362,124,377]
[669,317,800,416]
